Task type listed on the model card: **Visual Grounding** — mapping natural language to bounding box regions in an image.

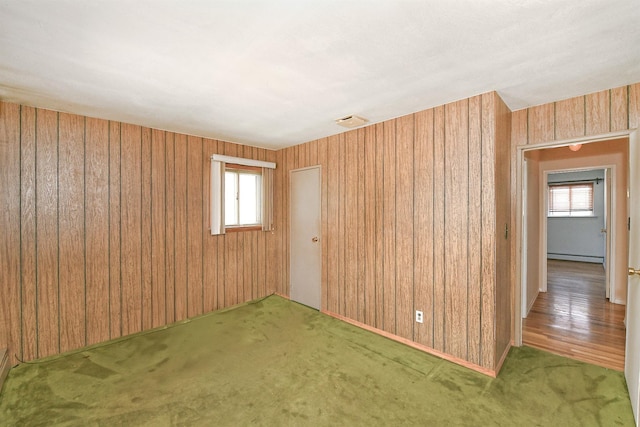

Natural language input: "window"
[224,164,262,228]
[548,183,594,217]
[210,154,275,235]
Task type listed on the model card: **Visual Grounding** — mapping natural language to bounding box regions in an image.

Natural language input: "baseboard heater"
[0,348,8,392]
[547,252,604,263]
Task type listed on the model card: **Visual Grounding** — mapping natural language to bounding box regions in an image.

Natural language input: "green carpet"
[0,295,634,426]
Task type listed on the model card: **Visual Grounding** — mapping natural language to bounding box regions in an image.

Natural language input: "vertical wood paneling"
[1,102,280,364]
[356,129,366,323]
[337,135,346,314]
[432,106,446,351]
[224,143,239,306]
[630,83,640,129]
[58,113,86,353]
[20,106,37,360]
[86,117,110,345]
[344,131,358,319]
[174,134,188,318]
[202,139,217,312]
[141,127,152,331]
[382,120,396,334]
[151,129,167,327]
[0,103,22,364]
[528,104,554,144]
[364,127,377,326]
[326,135,339,313]
[165,132,176,323]
[109,121,122,338]
[318,138,328,310]
[187,135,203,317]
[555,96,585,140]
[480,94,497,368]
[413,109,434,347]
[284,146,294,296]
[467,96,483,365]
[36,109,60,358]
[610,86,628,131]
[395,115,414,341]
[511,109,528,146]
[585,90,610,135]
[272,148,284,299]
[120,124,142,335]
[444,100,469,359]
[374,124,385,328]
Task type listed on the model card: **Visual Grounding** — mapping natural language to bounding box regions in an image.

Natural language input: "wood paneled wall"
[276,92,512,372]
[509,83,640,323]
[0,102,277,364]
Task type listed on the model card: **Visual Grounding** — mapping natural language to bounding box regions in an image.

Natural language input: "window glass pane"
[238,172,261,225]
[548,183,594,216]
[225,171,238,226]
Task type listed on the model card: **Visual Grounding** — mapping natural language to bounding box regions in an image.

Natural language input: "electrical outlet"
[415,310,423,324]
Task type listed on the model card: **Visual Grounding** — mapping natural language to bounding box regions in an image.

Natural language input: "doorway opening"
[515,134,630,370]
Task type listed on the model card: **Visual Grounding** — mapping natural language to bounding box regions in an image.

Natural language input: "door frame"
[514,130,631,345]
[538,165,615,295]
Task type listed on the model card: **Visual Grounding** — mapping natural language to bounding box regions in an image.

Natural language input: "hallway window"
[548,183,594,217]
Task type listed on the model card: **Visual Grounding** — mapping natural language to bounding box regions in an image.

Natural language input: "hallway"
[523,259,626,371]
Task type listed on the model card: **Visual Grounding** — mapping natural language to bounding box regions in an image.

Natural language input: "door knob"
[630,267,640,276]
[312,237,319,243]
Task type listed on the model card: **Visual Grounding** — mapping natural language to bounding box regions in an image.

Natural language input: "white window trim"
[211,154,275,170]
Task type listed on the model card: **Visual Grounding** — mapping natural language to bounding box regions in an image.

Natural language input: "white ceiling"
[1,1,639,150]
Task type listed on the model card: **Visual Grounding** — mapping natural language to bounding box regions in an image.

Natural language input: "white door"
[625,130,640,425]
[290,166,322,310]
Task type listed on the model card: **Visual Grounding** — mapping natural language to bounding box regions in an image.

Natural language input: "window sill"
[225,225,262,233]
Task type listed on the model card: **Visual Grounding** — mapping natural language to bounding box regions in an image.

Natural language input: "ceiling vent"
[335,115,368,129]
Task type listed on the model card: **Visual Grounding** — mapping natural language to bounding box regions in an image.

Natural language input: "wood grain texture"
[382,120,396,334]
[151,129,167,327]
[85,117,110,345]
[444,100,469,359]
[467,96,483,365]
[318,138,328,311]
[432,106,446,352]
[120,124,143,336]
[630,83,640,129]
[413,109,434,348]
[585,90,610,135]
[555,96,585,140]
[223,143,238,306]
[174,134,189,317]
[511,109,528,146]
[356,129,366,323]
[36,109,60,358]
[202,139,217,313]
[0,102,22,364]
[344,130,358,319]
[494,94,512,364]
[109,121,122,338]
[187,135,203,317]
[480,94,497,368]
[20,106,38,360]
[523,260,624,371]
[164,132,176,323]
[337,134,346,314]
[610,86,628,132]
[141,128,153,331]
[326,135,339,313]
[364,127,377,326]
[58,113,86,353]
[374,124,385,329]
[395,115,414,341]
[528,103,554,144]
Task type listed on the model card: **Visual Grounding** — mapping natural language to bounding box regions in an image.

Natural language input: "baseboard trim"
[322,310,499,378]
[0,348,9,392]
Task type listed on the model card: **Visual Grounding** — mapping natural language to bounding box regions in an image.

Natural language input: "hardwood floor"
[523,259,626,371]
